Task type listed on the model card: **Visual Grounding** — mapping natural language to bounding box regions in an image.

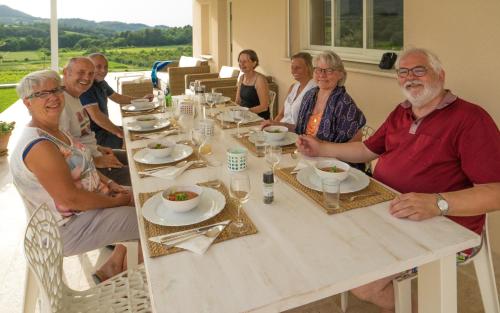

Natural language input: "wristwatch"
[436,193,449,216]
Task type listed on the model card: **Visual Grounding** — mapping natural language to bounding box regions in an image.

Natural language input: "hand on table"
[389,192,441,221]
[143,94,155,101]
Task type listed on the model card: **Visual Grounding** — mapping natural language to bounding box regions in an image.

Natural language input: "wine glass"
[230,107,248,138]
[265,145,282,177]
[229,172,251,234]
[189,82,196,97]
[205,93,216,117]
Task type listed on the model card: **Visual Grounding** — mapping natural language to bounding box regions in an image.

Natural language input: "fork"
[346,192,380,202]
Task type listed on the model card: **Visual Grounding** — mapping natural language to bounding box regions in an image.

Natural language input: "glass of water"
[254,131,267,157]
[322,178,341,209]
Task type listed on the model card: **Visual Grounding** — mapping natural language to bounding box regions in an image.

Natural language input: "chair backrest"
[362,125,374,141]
[268,90,277,120]
[24,204,65,313]
[219,66,240,78]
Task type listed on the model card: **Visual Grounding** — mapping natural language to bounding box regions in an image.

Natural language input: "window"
[305,0,403,63]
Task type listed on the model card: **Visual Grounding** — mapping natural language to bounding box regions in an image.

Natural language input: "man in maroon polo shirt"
[297,47,500,312]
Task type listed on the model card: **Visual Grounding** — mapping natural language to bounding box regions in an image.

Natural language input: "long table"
[124,113,480,313]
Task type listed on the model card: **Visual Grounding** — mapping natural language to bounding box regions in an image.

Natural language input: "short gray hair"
[396,48,444,74]
[16,70,62,99]
[313,50,347,86]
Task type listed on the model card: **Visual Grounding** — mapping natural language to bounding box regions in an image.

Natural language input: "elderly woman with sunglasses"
[295,50,367,171]
[10,70,141,282]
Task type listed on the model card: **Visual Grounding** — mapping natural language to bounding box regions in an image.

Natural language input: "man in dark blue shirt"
[80,53,153,149]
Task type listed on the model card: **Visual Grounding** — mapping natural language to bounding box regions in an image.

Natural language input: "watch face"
[438,199,449,211]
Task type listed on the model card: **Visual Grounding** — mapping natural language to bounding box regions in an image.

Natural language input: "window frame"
[301,0,402,64]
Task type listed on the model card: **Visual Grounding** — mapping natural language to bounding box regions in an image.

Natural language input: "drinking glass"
[254,131,267,157]
[230,107,248,138]
[205,158,222,188]
[205,93,216,117]
[322,178,341,209]
[265,145,282,176]
[191,127,205,159]
[229,172,251,234]
[178,113,194,144]
[189,82,196,96]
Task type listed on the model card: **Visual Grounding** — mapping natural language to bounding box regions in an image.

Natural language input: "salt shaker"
[263,171,274,204]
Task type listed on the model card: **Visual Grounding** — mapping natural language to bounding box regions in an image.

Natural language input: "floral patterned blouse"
[10,127,109,219]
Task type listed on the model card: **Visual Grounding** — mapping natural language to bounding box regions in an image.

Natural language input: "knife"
[149,220,231,243]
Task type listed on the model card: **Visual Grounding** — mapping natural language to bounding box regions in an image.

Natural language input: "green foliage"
[0,23,192,51]
[0,120,15,133]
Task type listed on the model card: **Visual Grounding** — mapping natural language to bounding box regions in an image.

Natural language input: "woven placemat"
[121,106,163,117]
[231,134,296,157]
[139,181,258,257]
[132,147,207,177]
[276,167,396,214]
[214,118,262,130]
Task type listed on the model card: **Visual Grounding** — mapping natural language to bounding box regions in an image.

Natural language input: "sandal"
[92,270,109,285]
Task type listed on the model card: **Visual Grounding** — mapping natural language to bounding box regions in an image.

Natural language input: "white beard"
[401,80,443,108]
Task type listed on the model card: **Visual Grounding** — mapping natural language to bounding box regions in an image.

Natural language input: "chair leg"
[121,241,138,269]
[472,234,500,313]
[393,276,412,313]
[340,291,349,312]
[23,266,38,313]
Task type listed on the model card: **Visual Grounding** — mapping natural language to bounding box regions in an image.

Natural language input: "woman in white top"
[262,52,316,130]
[10,70,141,283]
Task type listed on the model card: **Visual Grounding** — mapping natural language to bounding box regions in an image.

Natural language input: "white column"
[50,0,58,71]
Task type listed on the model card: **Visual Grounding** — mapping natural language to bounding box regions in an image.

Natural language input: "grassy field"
[0,45,192,112]
[0,88,18,114]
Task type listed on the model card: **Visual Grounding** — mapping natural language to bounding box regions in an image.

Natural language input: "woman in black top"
[235,49,270,119]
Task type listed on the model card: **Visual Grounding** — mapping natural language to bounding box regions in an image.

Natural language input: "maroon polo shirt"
[364,91,500,234]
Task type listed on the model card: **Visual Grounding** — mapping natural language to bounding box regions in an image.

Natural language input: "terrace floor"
[0,73,499,313]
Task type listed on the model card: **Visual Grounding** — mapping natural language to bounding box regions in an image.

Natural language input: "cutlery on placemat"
[345,192,380,202]
[149,220,231,243]
[162,224,226,248]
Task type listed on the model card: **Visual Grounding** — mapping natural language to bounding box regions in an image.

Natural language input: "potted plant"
[0,121,15,156]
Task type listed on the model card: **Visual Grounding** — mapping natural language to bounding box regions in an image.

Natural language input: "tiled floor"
[1,76,499,313]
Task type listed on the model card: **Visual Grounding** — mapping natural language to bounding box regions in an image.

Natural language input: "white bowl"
[161,185,203,213]
[136,116,159,128]
[263,125,288,141]
[130,99,153,110]
[313,159,351,182]
[146,139,176,159]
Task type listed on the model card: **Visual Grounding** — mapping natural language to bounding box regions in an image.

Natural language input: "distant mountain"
[0,5,166,32]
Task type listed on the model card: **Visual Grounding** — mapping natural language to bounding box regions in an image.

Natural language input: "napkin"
[149,220,230,255]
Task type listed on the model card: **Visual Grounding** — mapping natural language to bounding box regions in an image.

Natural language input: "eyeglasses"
[313,67,336,75]
[396,66,428,78]
[27,86,65,99]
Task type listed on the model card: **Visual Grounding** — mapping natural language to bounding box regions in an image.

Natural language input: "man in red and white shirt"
[297,47,500,312]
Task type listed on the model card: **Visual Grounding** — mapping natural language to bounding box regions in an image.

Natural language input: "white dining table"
[123,113,480,313]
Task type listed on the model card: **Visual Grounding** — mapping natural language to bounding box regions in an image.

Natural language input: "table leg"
[418,254,457,313]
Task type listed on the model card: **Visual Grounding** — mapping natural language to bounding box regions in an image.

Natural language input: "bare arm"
[24,141,130,211]
[296,135,378,163]
[84,105,123,138]
[109,93,154,106]
[389,183,500,221]
[250,75,270,114]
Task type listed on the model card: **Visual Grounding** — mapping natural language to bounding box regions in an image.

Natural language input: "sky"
[0,0,192,27]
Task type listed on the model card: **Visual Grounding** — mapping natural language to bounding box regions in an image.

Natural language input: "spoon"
[163,224,225,249]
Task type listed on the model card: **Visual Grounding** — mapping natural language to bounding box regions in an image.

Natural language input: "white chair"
[24,203,151,313]
[340,214,500,313]
[14,183,139,313]
[268,90,277,120]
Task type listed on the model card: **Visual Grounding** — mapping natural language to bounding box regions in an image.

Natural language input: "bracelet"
[106,179,114,187]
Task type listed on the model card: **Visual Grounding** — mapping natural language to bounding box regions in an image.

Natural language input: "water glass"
[205,158,222,188]
[265,145,282,175]
[322,178,341,209]
[254,131,267,157]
